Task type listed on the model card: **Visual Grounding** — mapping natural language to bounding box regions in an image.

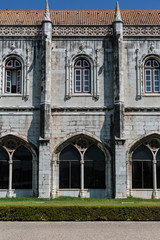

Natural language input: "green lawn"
[1,197,160,221]
[0,196,160,207]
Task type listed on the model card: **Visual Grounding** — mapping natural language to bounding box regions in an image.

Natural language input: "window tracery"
[0,138,32,190]
[132,138,160,194]
[59,137,105,190]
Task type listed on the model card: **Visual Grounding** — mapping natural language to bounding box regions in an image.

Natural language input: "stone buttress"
[39,1,52,198]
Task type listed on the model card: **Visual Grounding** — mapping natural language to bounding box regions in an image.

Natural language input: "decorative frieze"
[1,25,160,37]
[0,26,42,36]
[52,26,113,36]
[123,26,160,36]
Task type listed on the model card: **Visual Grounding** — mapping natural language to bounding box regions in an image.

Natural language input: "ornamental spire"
[114,1,122,22]
[43,0,51,21]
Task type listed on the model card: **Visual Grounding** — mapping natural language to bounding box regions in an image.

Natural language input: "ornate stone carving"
[148,43,155,54]
[43,0,51,22]
[1,25,160,37]
[0,26,42,36]
[148,139,160,150]
[73,138,91,152]
[52,26,113,36]
[10,43,16,50]
[1,138,20,153]
[123,26,160,36]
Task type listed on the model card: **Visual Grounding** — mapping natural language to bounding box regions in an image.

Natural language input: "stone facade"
[0,2,160,198]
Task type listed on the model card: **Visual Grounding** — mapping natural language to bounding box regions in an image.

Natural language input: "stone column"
[152,158,158,199]
[7,156,14,198]
[80,158,84,197]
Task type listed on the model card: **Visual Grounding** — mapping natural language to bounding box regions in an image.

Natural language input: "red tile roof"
[0,10,160,26]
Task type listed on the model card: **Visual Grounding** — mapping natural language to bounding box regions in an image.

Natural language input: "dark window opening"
[132,145,153,189]
[156,150,160,188]
[12,145,32,189]
[0,146,9,189]
[59,145,80,188]
[84,145,105,189]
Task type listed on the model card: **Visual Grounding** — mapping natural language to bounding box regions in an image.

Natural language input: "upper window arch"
[144,58,160,93]
[74,58,91,93]
[5,58,22,94]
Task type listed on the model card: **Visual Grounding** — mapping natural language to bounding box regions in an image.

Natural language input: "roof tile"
[0,10,160,26]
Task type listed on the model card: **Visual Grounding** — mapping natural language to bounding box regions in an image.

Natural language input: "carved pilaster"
[41,1,52,139]
[135,49,141,100]
[65,50,71,100]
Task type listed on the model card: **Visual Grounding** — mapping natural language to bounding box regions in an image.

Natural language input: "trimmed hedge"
[0,206,160,221]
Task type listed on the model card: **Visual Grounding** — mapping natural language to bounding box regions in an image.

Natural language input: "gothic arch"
[127,133,160,198]
[53,132,111,161]
[0,133,37,158]
[128,133,160,157]
[51,133,112,198]
[0,134,38,197]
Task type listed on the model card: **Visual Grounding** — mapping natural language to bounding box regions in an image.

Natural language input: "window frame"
[74,59,91,94]
[0,141,33,190]
[59,143,106,190]
[131,141,160,191]
[4,58,22,95]
[144,59,160,94]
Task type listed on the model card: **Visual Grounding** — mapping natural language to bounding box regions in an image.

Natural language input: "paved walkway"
[0,222,160,240]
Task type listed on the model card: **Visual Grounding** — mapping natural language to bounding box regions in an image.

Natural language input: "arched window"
[5,58,22,94]
[59,139,106,191]
[84,145,105,188]
[12,145,32,189]
[0,139,33,192]
[59,145,81,188]
[132,144,153,189]
[144,59,160,93]
[74,59,91,93]
[0,146,9,189]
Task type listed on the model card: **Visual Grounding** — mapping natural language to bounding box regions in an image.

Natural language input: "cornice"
[125,107,160,112]
[0,107,40,112]
[52,106,113,112]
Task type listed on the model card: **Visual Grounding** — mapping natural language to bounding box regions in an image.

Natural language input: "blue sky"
[0,0,160,10]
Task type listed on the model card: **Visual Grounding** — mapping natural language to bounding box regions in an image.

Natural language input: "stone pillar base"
[7,189,15,198]
[152,190,158,199]
[80,190,85,198]
[51,189,56,199]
